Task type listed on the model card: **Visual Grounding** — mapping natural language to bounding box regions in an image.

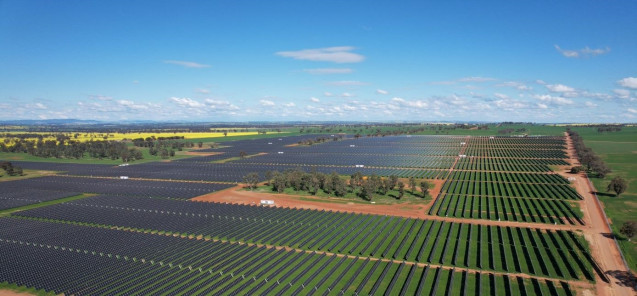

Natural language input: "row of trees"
[297,135,344,146]
[1,139,145,162]
[0,161,23,177]
[244,170,430,201]
[568,130,611,178]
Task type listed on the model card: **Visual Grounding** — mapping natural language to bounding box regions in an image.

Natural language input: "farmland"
[0,123,634,295]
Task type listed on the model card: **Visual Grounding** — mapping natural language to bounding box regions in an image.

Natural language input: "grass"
[0,193,94,216]
[572,126,637,272]
[0,169,58,182]
[251,184,431,205]
[0,283,55,296]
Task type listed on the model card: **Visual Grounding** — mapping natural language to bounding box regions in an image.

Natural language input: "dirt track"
[560,132,635,296]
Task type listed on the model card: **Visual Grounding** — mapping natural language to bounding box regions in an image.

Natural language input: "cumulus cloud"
[554,45,610,58]
[26,102,48,110]
[497,81,532,91]
[170,97,205,108]
[391,97,429,108]
[283,102,296,107]
[205,99,239,111]
[534,94,574,105]
[546,84,575,93]
[494,93,509,100]
[259,99,275,106]
[613,89,631,99]
[303,68,353,74]
[163,60,211,68]
[376,89,389,95]
[585,101,598,107]
[310,97,320,103]
[118,100,150,110]
[617,77,637,89]
[89,95,113,101]
[341,92,355,97]
[276,46,364,63]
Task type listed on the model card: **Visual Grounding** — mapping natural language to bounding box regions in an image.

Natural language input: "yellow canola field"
[1,131,274,144]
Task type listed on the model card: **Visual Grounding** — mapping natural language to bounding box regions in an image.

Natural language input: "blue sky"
[1,1,636,122]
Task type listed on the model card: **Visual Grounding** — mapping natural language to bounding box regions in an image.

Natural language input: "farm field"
[0,127,633,295]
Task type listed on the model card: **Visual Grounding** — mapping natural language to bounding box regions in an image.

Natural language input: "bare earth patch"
[192,186,429,219]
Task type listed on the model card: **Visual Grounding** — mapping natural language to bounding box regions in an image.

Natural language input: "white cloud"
[494,93,509,100]
[170,97,205,108]
[303,68,353,74]
[497,81,532,91]
[458,76,496,82]
[618,77,637,89]
[391,97,429,108]
[323,92,334,97]
[205,99,239,111]
[376,89,389,95]
[118,100,150,110]
[163,60,211,68]
[276,46,364,63]
[26,102,48,110]
[310,97,320,103]
[326,80,368,86]
[259,99,275,106]
[627,108,637,114]
[283,102,296,107]
[585,101,598,107]
[341,92,355,97]
[89,95,113,101]
[554,45,610,58]
[536,80,546,85]
[196,88,210,94]
[534,94,574,105]
[537,103,548,109]
[546,84,575,93]
[613,89,631,99]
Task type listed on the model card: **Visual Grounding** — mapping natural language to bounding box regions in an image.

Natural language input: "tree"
[197,141,203,148]
[570,166,585,174]
[607,176,628,196]
[409,177,417,194]
[389,175,399,190]
[620,221,636,241]
[272,173,287,193]
[264,171,275,185]
[398,181,405,199]
[239,151,247,159]
[13,166,23,176]
[243,172,260,190]
[419,181,430,198]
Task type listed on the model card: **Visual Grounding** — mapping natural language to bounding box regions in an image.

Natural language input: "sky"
[1,1,636,123]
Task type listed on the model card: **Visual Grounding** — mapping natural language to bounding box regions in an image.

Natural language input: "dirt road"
[561,132,635,296]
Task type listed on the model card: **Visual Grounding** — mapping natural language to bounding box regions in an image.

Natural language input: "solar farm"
[0,132,620,295]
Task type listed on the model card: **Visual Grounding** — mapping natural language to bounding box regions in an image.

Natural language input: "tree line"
[243,170,430,201]
[568,130,611,178]
[1,138,144,162]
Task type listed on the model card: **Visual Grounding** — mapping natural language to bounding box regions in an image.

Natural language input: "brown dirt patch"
[192,186,429,219]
